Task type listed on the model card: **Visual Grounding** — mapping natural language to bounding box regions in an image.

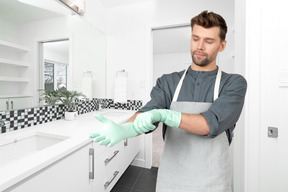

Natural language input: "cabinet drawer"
[93,142,125,192]
[96,142,124,168]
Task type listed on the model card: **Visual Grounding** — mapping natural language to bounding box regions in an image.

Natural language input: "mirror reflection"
[0,0,106,111]
[43,40,69,90]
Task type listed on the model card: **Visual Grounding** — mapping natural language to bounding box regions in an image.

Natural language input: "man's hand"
[90,113,138,147]
[133,109,182,133]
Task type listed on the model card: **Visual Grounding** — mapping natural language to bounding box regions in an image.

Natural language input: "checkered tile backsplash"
[0,98,142,134]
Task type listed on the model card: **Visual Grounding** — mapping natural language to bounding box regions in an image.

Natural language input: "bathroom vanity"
[0,110,140,192]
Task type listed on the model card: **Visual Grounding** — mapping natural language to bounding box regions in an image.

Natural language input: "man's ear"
[219,40,227,52]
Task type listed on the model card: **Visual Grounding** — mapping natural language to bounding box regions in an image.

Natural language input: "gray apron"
[156,68,232,192]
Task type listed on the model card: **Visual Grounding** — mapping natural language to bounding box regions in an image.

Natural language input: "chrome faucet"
[0,120,9,129]
[0,120,5,128]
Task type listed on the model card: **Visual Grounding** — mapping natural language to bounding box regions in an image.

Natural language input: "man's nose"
[197,40,205,50]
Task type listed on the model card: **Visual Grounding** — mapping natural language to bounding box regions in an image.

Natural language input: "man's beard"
[191,51,211,67]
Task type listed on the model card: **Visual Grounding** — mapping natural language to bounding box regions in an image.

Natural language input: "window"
[44,62,67,90]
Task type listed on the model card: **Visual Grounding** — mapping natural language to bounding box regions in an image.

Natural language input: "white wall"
[69,18,106,98]
[243,0,288,191]
[81,0,107,33]
[153,52,191,84]
[233,1,246,192]
[44,45,69,65]
[0,18,18,43]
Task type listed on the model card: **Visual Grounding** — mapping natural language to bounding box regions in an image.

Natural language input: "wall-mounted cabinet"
[0,39,32,109]
[0,97,33,111]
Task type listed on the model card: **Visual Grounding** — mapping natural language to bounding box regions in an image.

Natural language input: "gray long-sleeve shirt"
[138,67,247,144]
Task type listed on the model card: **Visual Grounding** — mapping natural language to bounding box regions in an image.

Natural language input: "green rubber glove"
[90,113,138,147]
[133,109,182,133]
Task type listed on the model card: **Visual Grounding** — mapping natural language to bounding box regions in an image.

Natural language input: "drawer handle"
[6,101,9,110]
[124,139,128,146]
[104,171,119,189]
[89,148,94,179]
[104,150,119,165]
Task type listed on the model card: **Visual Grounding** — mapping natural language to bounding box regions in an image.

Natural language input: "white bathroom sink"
[0,132,69,168]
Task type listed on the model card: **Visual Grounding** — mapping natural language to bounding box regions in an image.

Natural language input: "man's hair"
[191,10,227,41]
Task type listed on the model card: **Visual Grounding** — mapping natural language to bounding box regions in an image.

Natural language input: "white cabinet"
[9,97,33,110]
[123,137,141,166]
[5,142,93,192]
[0,40,31,100]
[92,137,140,192]
[0,98,8,111]
[4,137,140,192]
[0,97,33,111]
[93,143,124,192]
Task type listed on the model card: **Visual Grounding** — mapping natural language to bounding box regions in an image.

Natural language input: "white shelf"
[0,77,29,83]
[0,58,29,67]
[0,40,29,52]
[0,95,32,99]
[0,39,31,109]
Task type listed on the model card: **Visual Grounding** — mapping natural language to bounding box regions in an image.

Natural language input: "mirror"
[42,40,69,91]
[0,0,106,111]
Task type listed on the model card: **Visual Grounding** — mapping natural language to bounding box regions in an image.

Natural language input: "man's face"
[190,25,226,68]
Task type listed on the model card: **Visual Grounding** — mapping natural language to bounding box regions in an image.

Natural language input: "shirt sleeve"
[201,74,247,138]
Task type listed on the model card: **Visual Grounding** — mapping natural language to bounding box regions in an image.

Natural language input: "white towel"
[81,76,92,99]
[114,75,127,103]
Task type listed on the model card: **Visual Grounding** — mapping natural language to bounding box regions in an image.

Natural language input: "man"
[90,10,247,192]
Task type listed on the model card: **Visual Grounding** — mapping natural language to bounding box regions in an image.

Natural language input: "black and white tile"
[0,98,143,134]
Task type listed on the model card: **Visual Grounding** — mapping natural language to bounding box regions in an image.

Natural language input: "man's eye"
[206,41,213,44]
[193,38,199,41]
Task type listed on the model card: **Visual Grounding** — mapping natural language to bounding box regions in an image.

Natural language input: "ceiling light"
[58,0,85,15]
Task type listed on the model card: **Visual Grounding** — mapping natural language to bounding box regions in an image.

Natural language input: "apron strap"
[172,67,189,102]
[172,67,222,102]
[214,68,222,101]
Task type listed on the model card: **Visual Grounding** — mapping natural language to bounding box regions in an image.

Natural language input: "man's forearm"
[125,112,142,123]
[130,111,210,135]
[125,112,143,136]
[179,113,210,135]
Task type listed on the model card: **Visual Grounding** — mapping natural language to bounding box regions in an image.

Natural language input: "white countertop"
[0,109,135,191]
